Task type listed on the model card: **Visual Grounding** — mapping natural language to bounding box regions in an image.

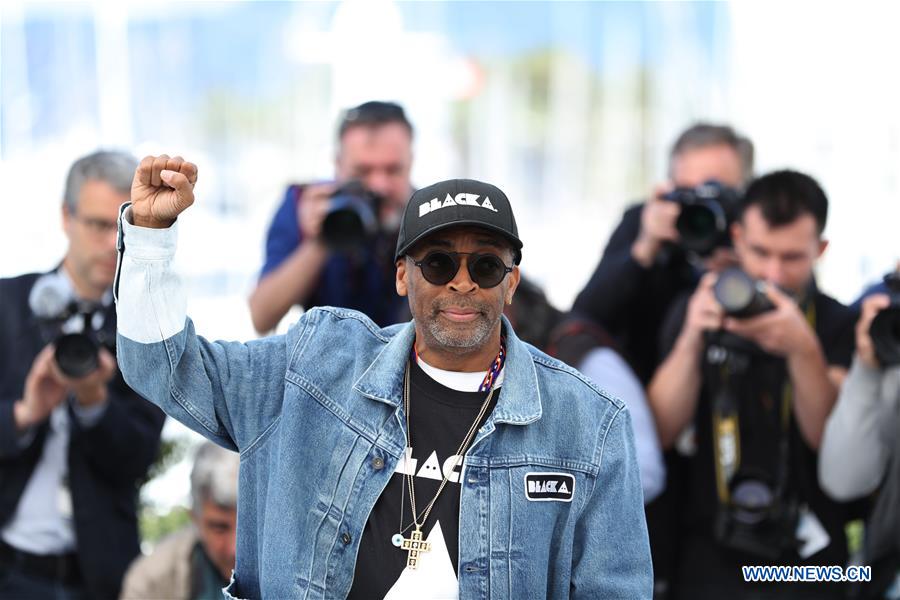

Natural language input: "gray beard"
[426,311,497,350]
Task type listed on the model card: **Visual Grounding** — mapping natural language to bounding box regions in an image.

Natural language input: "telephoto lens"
[870,272,900,366]
[664,180,741,255]
[677,202,724,253]
[713,268,774,319]
[321,180,380,251]
[54,333,99,378]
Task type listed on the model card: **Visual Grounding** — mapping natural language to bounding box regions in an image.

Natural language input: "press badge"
[524,472,575,502]
[796,504,830,559]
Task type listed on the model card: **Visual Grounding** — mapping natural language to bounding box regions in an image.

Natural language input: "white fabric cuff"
[114,202,187,344]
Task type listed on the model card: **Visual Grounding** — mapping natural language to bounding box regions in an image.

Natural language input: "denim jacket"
[114,205,652,599]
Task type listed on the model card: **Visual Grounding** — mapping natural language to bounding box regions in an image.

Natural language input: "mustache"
[430,297,490,316]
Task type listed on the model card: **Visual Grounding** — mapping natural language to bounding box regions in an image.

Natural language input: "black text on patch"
[524,472,575,502]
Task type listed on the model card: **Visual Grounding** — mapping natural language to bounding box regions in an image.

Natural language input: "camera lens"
[715,269,755,312]
[321,182,379,250]
[666,181,739,255]
[677,204,719,249]
[870,306,900,367]
[54,333,99,378]
[322,204,370,250]
[730,479,774,525]
[714,269,775,318]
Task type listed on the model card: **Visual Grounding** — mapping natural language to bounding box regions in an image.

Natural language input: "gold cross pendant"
[400,528,431,569]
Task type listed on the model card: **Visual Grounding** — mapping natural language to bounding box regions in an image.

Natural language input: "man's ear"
[61,204,73,239]
[396,258,409,297]
[505,266,521,305]
[816,238,829,259]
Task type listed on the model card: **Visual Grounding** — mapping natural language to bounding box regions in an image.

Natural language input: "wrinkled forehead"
[412,225,510,254]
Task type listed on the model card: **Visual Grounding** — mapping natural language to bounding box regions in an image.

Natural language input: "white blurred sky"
[3,0,900,509]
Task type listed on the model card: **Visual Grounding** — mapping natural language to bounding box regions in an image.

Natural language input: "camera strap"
[711,301,816,505]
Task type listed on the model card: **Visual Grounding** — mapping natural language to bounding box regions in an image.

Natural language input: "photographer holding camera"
[0,151,165,599]
[820,271,900,597]
[249,101,415,333]
[648,170,856,598]
[573,123,753,384]
[573,123,752,598]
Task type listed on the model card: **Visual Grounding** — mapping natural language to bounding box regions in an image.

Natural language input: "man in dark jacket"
[0,151,165,599]
[572,123,754,599]
[573,122,754,384]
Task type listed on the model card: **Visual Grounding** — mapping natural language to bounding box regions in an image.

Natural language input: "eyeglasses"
[71,213,118,237]
[411,251,513,288]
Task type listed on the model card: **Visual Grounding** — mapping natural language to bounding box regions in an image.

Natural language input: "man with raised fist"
[114,155,653,599]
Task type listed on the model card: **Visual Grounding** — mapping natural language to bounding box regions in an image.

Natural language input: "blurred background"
[3,0,899,542]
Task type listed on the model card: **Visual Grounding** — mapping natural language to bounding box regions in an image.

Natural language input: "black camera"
[704,279,801,562]
[321,180,384,251]
[29,273,112,378]
[870,271,900,367]
[715,469,800,560]
[714,268,774,319]
[663,180,741,255]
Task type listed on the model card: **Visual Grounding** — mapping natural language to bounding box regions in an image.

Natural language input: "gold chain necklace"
[395,361,496,570]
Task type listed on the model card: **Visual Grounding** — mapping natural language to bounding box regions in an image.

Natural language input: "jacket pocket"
[501,465,587,598]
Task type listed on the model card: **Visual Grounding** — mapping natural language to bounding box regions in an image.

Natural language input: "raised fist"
[131,155,198,228]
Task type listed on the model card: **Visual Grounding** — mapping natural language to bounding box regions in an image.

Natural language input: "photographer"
[0,151,165,599]
[573,123,753,384]
[573,123,753,598]
[648,170,855,598]
[820,278,900,597]
[248,101,415,333]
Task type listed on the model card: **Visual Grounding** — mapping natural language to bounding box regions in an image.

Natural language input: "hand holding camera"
[14,344,116,431]
[721,277,815,358]
[631,183,680,267]
[295,180,384,252]
[680,272,725,351]
[663,180,742,256]
[296,182,336,242]
[856,294,891,368]
[856,271,900,368]
[16,271,120,432]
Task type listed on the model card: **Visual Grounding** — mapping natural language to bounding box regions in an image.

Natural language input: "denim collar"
[352,315,542,426]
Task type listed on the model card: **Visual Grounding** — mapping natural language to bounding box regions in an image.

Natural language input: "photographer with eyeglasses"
[0,151,165,600]
[248,101,416,334]
[647,170,857,598]
[820,269,900,598]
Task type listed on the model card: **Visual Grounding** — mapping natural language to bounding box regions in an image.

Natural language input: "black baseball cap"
[394,178,523,264]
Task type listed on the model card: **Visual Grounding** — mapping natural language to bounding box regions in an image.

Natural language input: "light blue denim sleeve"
[114,204,290,451]
[570,406,653,599]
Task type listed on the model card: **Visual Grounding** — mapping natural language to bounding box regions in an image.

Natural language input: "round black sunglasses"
[411,251,513,288]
